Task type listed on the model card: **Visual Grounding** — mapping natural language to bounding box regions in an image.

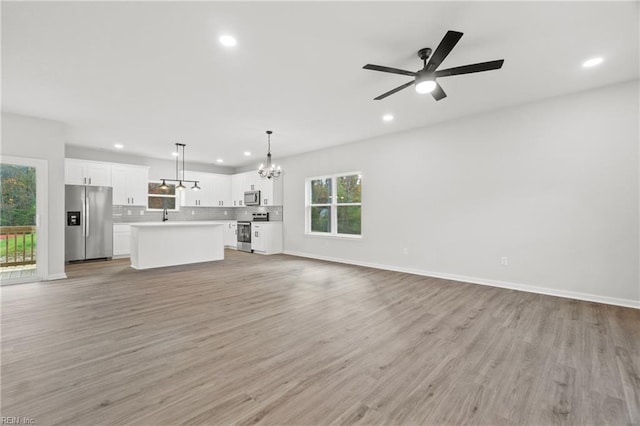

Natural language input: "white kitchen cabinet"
[231,173,245,207]
[211,174,232,207]
[113,224,131,256]
[258,176,283,206]
[224,222,237,248]
[65,159,112,186]
[181,172,232,207]
[251,222,282,254]
[182,171,214,207]
[228,170,283,207]
[112,164,149,206]
[244,170,260,192]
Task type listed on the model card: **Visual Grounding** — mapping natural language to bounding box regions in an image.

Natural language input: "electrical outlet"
[275,210,280,215]
[191,210,195,215]
[139,210,144,215]
[224,211,227,216]
[501,256,508,266]
[126,210,131,216]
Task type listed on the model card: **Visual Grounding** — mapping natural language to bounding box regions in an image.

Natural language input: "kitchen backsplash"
[112,205,283,222]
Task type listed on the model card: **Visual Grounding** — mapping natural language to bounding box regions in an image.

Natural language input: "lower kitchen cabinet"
[224,222,237,249]
[251,222,282,255]
[113,224,131,256]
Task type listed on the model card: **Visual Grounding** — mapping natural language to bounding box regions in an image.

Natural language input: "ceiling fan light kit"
[363,30,504,101]
[415,71,437,94]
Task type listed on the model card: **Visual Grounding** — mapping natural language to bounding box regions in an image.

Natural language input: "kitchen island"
[129,221,224,270]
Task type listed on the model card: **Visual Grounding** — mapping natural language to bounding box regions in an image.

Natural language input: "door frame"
[0,155,49,284]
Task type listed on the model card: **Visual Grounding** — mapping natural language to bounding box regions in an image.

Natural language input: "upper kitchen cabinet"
[258,176,283,206]
[243,171,260,192]
[182,171,214,207]
[65,158,112,186]
[111,164,149,206]
[180,172,232,207]
[229,170,283,206]
[211,174,232,207]
[231,173,245,207]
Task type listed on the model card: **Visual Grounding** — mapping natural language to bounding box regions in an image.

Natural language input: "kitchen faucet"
[162,208,168,222]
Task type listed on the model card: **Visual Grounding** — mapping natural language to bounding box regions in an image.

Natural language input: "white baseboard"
[283,250,640,310]
[45,273,67,281]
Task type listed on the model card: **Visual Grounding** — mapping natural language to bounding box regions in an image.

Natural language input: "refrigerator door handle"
[85,194,90,238]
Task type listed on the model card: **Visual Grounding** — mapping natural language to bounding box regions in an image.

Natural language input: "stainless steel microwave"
[244,190,261,206]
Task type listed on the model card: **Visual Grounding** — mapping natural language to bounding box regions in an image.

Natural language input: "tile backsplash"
[112,205,283,223]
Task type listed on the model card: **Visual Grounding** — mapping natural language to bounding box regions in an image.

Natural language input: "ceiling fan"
[363,30,504,101]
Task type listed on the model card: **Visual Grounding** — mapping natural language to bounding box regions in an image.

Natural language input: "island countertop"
[129,221,228,227]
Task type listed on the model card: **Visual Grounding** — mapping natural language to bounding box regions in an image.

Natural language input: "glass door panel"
[0,162,38,283]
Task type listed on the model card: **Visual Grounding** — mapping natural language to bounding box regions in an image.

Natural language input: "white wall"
[1,112,67,280]
[281,80,640,307]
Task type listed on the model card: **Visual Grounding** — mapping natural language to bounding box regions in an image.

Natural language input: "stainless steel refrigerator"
[65,185,113,262]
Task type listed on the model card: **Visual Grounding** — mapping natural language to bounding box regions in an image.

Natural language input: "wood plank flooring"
[1,250,639,425]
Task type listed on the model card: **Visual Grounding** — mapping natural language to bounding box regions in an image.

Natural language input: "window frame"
[305,171,362,239]
[147,180,180,211]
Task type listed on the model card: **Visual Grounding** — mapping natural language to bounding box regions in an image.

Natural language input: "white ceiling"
[2,1,638,167]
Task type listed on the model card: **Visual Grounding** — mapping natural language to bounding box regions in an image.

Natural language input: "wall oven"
[237,221,252,252]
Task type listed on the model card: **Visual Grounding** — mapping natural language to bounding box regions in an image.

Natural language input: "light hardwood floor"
[1,250,639,425]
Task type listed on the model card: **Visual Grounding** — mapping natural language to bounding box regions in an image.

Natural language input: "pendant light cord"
[175,143,179,180]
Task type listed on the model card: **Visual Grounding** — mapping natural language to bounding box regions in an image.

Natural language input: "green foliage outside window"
[311,178,331,204]
[337,205,361,235]
[311,206,331,232]
[337,175,361,203]
[1,165,36,226]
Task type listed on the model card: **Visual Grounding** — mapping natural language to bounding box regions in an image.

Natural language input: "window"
[306,172,361,237]
[147,181,178,210]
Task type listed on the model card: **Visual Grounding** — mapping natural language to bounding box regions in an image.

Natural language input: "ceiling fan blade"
[363,64,416,77]
[374,80,415,100]
[425,30,463,73]
[431,82,447,101]
[435,59,505,78]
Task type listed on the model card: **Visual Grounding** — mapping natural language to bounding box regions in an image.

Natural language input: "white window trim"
[147,180,180,211]
[305,171,362,238]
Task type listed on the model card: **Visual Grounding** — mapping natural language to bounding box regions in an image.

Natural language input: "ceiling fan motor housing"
[418,47,432,61]
[415,69,435,83]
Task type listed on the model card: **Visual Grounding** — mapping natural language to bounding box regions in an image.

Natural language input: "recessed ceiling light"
[216,158,224,163]
[171,152,179,157]
[382,114,394,122]
[219,35,237,47]
[114,143,124,149]
[244,151,251,156]
[582,57,603,68]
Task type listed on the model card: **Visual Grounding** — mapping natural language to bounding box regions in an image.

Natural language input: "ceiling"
[2,1,638,167]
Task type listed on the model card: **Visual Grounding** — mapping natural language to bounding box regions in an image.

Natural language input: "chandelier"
[159,143,200,191]
[258,130,282,180]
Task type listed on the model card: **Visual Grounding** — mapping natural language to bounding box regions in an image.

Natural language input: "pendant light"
[258,130,282,179]
[160,143,201,191]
